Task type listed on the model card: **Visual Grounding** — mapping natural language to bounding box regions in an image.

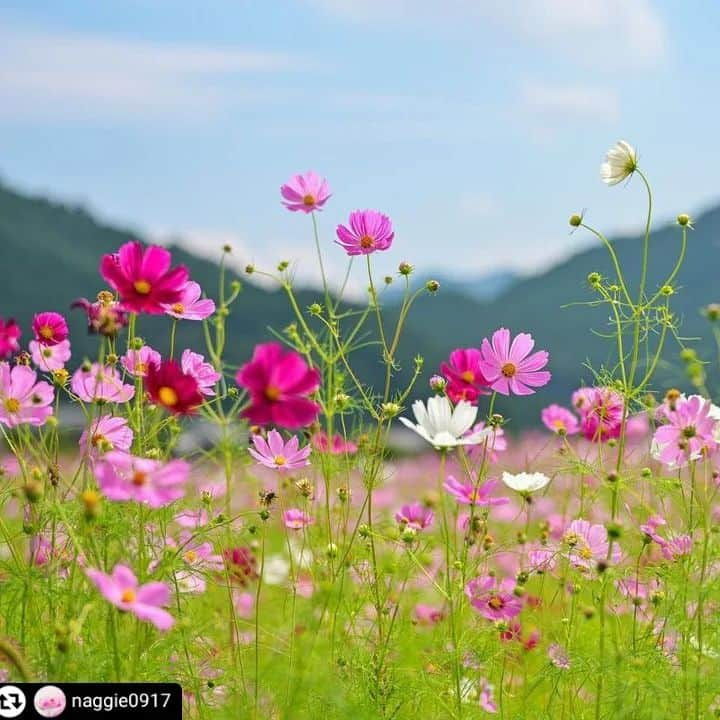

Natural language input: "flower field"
[0,143,718,719]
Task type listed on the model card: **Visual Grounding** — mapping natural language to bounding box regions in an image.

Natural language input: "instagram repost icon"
[0,685,25,718]
[34,686,66,717]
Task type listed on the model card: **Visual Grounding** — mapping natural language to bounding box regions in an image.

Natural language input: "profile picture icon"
[33,686,66,717]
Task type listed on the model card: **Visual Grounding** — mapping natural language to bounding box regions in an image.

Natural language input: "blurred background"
[1,1,719,427]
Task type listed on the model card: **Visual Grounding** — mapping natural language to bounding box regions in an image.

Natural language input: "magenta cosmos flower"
[443,476,508,507]
[577,387,624,442]
[29,339,71,372]
[94,451,189,507]
[0,317,21,358]
[280,171,331,213]
[121,345,161,378]
[311,431,358,455]
[541,404,579,435]
[0,362,54,427]
[395,502,434,531]
[236,342,321,429]
[440,348,490,404]
[479,328,551,396]
[248,429,311,471]
[79,415,134,460]
[335,210,394,256]
[162,281,216,321]
[563,519,620,569]
[32,312,69,346]
[465,575,522,622]
[283,508,314,530]
[181,349,221,396]
[71,363,135,403]
[85,564,174,631]
[100,241,189,315]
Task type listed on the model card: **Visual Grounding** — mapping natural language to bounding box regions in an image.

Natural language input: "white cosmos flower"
[501,471,550,493]
[399,395,490,449]
[600,140,638,185]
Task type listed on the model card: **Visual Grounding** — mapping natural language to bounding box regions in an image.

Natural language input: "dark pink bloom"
[32,312,68,346]
[181,349,221,397]
[395,502,434,530]
[236,342,321,429]
[29,339,71,372]
[283,508,314,530]
[563,519,620,569]
[578,387,624,442]
[443,476,509,507]
[0,317,21,358]
[335,209,394,256]
[71,363,135,404]
[121,346,161,378]
[85,564,174,631]
[248,430,311,471]
[311,431,358,455]
[100,241,189,315]
[162,281,216,321]
[94,451,189,507]
[440,348,491,404]
[541,404,579,435]
[71,296,128,336]
[280,171,331,213]
[465,575,522,621]
[0,362,54,427]
[146,360,203,415]
[223,547,258,586]
[79,415,133,460]
[479,328,551,396]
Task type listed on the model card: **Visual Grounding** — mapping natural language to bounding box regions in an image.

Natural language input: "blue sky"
[1,1,718,292]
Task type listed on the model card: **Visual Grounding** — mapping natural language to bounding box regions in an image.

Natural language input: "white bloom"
[600,140,637,185]
[501,471,550,493]
[263,554,290,585]
[399,395,490,449]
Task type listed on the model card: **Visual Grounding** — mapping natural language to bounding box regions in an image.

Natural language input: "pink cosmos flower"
[121,346,161,378]
[72,295,128,336]
[311,431,358,455]
[0,317,21,358]
[465,575,522,621]
[0,362,54,427]
[571,387,595,414]
[162,281,216,321]
[577,387,624,442]
[236,342,321,429]
[79,415,133,460]
[32,311,68,346]
[541,404,579,435]
[248,429,312,471]
[548,643,570,670]
[29,339,71,372]
[443,476,509,507]
[652,395,718,469]
[335,209,394,256]
[94,451,189,507]
[563,519,620,569]
[181,349,221,396]
[440,348,490,404]
[85,564,174,631]
[173,532,224,594]
[479,328,551,396]
[71,363,135,403]
[283,508,314,530]
[395,502,434,530]
[640,516,693,561]
[280,171,331,213]
[100,240,189,315]
[174,509,209,528]
[527,546,557,573]
[146,360,203,415]
[499,622,540,651]
[478,678,497,713]
[413,604,444,625]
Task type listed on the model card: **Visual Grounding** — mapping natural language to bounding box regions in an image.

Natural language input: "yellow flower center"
[172,303,185,314]
[302,194,316,207]
[501,362,517,378]
[264,385,281,402]
[132,471,148,486]
[359,235,374,249]
[136,362,147,374]
[133,280,152,295]
[460,370,475,383]
[274,455,286,466]
[579,546,593,560]
[158,386,179,406]
[184,550,198,563]
[120,588,136,603]
[91,433,107,447]
[552,419,566,430]
[488,595,504,610]
[39,325,54,340]
[4,398,20,413]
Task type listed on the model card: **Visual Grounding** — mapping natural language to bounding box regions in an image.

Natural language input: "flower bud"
[384,276,393,286]
[81,489,102,519]
[326,543,339,559]
[660,285,674,296]
[429,375,447,392]
[23,479,43,503]
[606,522,622,539]
[425,280,440,294]
[52,369,69,386]
[381,402,401,419]
[309,303,322,316]
[245,264,255,274]
[676,213,691,227]
[641,467,652,479]
[582,606,596,620]
[569,213,583,227]
[130,337,145,351]
[334,392,351,411]
[277,260,289,272]
[259,509,270,521]
[401,527,417,544]
[587,272,602,288]
[705,304,720,322]
[398,261,413,276]
[223,243,233,253]
[680,348,697,363]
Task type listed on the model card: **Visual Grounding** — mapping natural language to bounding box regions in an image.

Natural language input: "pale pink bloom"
[0,362,54,427]
[85,564,174,630]
[571,387,596,414]
[283,508,314,530]
[541,404,579,435]
[29,339,71,372]
[121,346,161,377]
[162,281,216,320]
[527,546,557,573]
[639,515,667,544]
[465,574,522,621]
[616,578,658,604]
[413,604,444,625]
[94,451,189,507]
[248,429,311,471]
[564,519,620,569]
[479,328,551,396]
[280,171,331,213]
[174,532,224,594]
[181,349,221,396]
[71,363,135,403]
[79,415,133,460]
[233,591,254,618]
[548,643,570,670]
[395,502,434,530]
[311,431,358,455]
[479,678,497,713]
[174,509,209,528]
[661,535,693,560]
[443,476,509,507]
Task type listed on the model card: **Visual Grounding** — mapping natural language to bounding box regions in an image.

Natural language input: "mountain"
[386,269,519,303]
[1,181,718,428]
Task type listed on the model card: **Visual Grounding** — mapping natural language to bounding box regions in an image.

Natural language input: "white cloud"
[308,0,666,68]
[519,82,619,122]
[0,23,306,123]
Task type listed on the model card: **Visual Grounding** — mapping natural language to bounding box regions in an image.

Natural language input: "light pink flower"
[121,346,161,377]
[79,415,133,460]
[283,508,314,530]
[94,451,189,507]
[162,281,216,320]
[395,502,434,530]
[0,362,54,427]
[248,429,311,471]
[413,604,444,625]
[335,210,394,256]
[85,564,174,630]
[465,575,522,621]
[181,349,221,396]
[174,509,209,528]
[29,339,71,372]
[71,363,135,403]
[280,171,331,213]
[548,643,570,670]
[541,404,579,435]
[479,328,551,396]
[443,476,509,507]
[563,519,620,569]
[173,532,224,594]
[479,678,497,713]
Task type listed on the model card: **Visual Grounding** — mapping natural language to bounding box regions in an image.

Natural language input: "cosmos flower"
[440,348,490,404]
[79,415,134,460]
[501,471,550,494]
[280,171,331,213]
[71,294,128,336]
[71,363,135,404]
[0,317,21,358]
[32,312,69,346]
[181,349,221,396]
[146,360,204,415]
[335,210,394,256]
[479,328,551,396]
[29,339,71,372]
[248,429,312,471]
[283,509,314,530]
[443,476,509,507]
[541,404,579,435]
[465,575,522,622]
[577,387,624,442]
[311,431,358,455]
[121,346,161,378]
[563,519,620,569]
[0,362,54,427]
[395,502,434,530]
[162,281,216,321]
[600,140,638,186]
